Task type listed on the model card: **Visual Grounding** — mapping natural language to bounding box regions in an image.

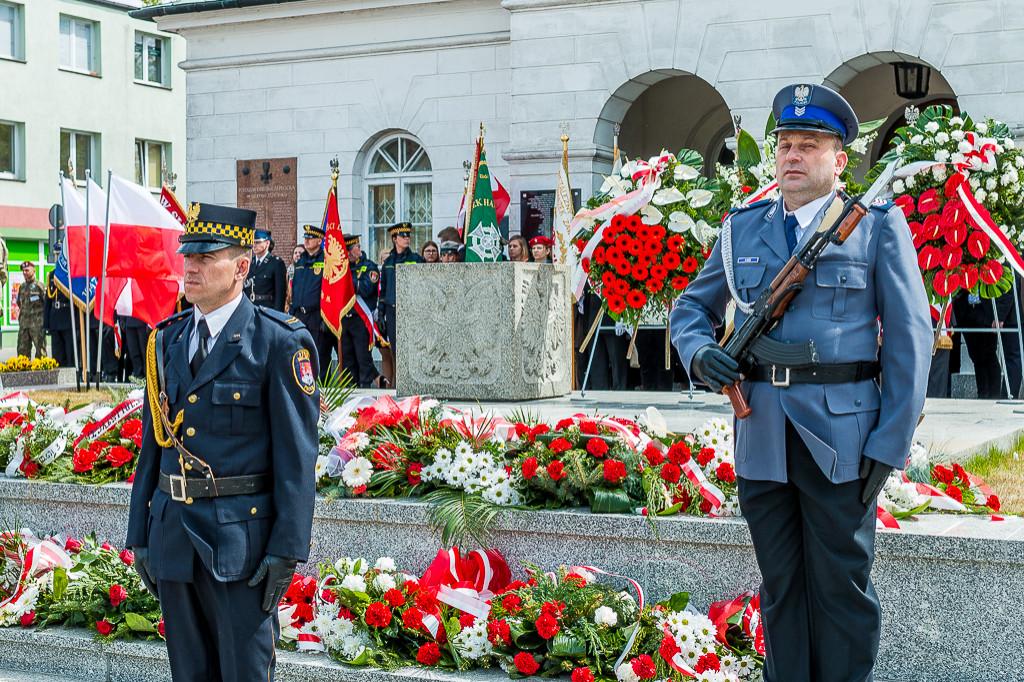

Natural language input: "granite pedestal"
[395,262,572,400]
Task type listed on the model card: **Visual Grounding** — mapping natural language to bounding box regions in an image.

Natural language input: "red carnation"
[660,463,681,484]
[572,667,595,682]
[549,438,572,454]
[932,465,954,484]
[105,446,134,468]
[522,457,538,479]
[659,632,680,661]
[541,600,565,617]
[402,607,424,630]
[987,495,1001,512]
[417,642,441,666]
[700,499,713,513]
[20,612,34,627]
[586,438,608,458]
[644,444,664,466]
[631,654,657,679]
[120,418,142,439]
[697,447,716,466]
[535,613,560,639]
[502,594,523,614]
[626,290,647,309]
[459,613,476,628]
[406,463,422,485]
[945,485,963,503]
[157,619,165,637]
[20,460,39,479]
[119,549,135,566]
[384,588,405,608]
[487,619,511,646]
[415,591,438,612]
[96,620,113,636]
[547,460,566,481]
[514,652,540,675]
[694,652,721,673]
[667,442,691,465]
[579,421,599,435]
[364,602,392,627]
[72,448,98,473]
[715,462,736,482]
[64,537,82,553]
[531,424,550,438]
[556,418,575,431]
[603,459,628,483]
[109,584,128,607]
[514,423,530,439]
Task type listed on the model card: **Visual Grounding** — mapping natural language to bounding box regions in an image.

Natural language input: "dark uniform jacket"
[351,255,379,310]
[43,273,73,331]
[243,253,288,312]
[290,249,324,312]
[377,248,423,311]
[125,297,320,583]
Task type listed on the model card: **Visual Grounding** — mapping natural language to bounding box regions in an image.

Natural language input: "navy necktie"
[190,318,210,377]
[784,213,799,254]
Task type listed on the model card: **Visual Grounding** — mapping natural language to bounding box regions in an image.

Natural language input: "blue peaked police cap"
[770,83,859,146]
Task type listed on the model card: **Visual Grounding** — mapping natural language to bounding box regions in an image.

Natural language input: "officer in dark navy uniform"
[339,233,379,387]
[126,202,319,682]
[43,245,75,367]
[377,222,423,359]
[671,84,931,682]
[289,224,333,380]
[243,229,288,312]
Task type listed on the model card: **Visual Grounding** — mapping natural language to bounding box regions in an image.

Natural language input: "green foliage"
[735,129,762,169]
[423,487,512,549]
[317,363,356,414]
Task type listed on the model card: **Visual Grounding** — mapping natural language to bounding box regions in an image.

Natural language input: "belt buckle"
[168,475,187,502]
[771,365,791,388]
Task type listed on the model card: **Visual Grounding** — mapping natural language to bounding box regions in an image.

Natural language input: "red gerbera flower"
[650,264,668,280]
[671,276,689,290]
[607,295,627,314]
[667,235,684,252]
[662,252,681,269]
[645,278,663,294]
[682,257,699,273]
[626,290,647,309]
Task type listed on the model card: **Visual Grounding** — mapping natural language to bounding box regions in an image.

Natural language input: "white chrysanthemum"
[341,457,373,487]
[454,441,473,458]
[958,140,974,154]
[924,121,940,133]
[311,611,335,634]
[476,451,494,470]
[977,122,989,134]
[615,662,641,682]
[453,620,493,660]
[374,557,396,572]
[435,448,453,464]
[482,482,514,506]
[935,131,949,145]
[736,656,756,678]
[910,134,924,145]
[373,573,397,592]
[892,179,905,194]
[340,574,367,593]
[951,129,965,141]
[594,606,618,626]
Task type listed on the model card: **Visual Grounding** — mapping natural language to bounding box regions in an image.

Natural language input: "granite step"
[0,669,91,682]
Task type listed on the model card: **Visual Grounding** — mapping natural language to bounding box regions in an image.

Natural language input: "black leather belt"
[295,306,318,315]
[747,361,881,387]
[159,471,271,501]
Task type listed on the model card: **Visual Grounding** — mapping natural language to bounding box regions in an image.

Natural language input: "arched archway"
[595,72,733,185]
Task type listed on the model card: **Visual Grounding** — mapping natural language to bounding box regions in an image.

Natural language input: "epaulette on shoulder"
[728,198,773,216]
[155,309,192,331]
[257,306,305,331]
[870,196,895,211]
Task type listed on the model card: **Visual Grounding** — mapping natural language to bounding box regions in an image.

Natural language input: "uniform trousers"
[123,324,150,379]
[381,304,398,360]
[738,419,879,682]
[294,307,333,381]
[158,553,279,682]
[340,314,377,387]
[17,326,46,359]
[49,329,75,367]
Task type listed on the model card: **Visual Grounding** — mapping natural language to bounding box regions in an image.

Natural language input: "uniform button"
[188,395,197,403]
[841,275,848,283]
[185,497,194,505]
[787,304,795,312]
[186,427,196,437]
[854,399,862,406]
[251,507,258,515]
[234,392,241,400]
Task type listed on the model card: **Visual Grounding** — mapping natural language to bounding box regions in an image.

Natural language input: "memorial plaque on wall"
[236,158,298,250]
[519,189,581,241]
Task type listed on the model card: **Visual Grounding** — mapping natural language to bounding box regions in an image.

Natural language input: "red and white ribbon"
[900,471,965,512]
[0,532,73,611]
[569,564,645,669]
[72,398,142,449]
[876,506,900,530]
[569,414,642,450]
[742,180,779,205]
[956,181,1024,277]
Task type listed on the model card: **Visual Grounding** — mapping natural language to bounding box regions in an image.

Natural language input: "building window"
[60,129,97,182]
[59,15,98,75]
[0,120,23,179]
[134,32,166,86]
[365,135,432,256]
[135,139,166,190]
[1,2,22,60]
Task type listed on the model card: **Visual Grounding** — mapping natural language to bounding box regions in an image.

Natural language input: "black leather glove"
[132,547,159,599]
[691,344,741,393]
[247,554,298,613]
[858,457,893,505]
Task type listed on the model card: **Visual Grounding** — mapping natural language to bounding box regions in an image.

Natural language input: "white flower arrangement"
[453,619,494,661]
[593,605,618,626]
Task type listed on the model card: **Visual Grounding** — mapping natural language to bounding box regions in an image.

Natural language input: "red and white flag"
[457,175,510,238]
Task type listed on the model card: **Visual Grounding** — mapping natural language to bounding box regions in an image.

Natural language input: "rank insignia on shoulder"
[293,349,316,395]
[369,271,379,282]
[286,317,299,324]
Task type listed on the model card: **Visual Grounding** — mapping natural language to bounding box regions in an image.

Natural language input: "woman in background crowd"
[507,235,529,262]
[529,236,554,263]
[285,244,305,311]
[421,241,440,263]
[439,241,460,263]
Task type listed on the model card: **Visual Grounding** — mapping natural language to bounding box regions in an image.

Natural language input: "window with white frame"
[134,32,167,86]
[59,15,98,74]
[60,129,97,182]
[135,139,166,190]
[364,135,433,257]
[1,120,23,179]
[1,2,22,60]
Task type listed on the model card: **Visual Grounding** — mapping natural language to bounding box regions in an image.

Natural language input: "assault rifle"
[722,160,901,418]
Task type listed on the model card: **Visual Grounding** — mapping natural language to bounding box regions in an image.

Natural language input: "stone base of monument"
[395,262,572,400]
[0,479,1021,682]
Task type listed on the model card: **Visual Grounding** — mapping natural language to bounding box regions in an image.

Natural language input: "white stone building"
[137,0,1023,259]
[0,0,186,331]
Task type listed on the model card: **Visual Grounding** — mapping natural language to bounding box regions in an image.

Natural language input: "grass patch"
[965,433,1024,515]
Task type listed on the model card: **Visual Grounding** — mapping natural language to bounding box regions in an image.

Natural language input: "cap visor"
[177,241,234,255]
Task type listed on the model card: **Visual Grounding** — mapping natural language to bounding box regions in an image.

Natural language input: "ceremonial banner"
[57,177,98,312]
[159,185,187,227]
[464,132,502,263]
[552,140,577,271]
[319,175,356,337]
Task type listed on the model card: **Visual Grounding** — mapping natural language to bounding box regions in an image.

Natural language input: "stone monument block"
[396,262,572,400]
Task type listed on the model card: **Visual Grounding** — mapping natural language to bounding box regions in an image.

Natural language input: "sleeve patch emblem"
[369,271,379,282]
[293,349,316,395]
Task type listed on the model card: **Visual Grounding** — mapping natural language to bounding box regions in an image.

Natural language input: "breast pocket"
[812,261,868,321]
[734,263,767,304]
[212,381,261,434]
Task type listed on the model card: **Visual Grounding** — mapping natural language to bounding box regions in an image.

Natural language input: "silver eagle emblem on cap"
[793,84,811,115]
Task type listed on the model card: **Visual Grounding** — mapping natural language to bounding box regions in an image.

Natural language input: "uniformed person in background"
[339,233,379,387]
[126,202,319,682]
[290,224,333,380]
[243,229,288,312]
[377,222,423,360]
[671,84,931,682]
[43,244,75,367]
[121,315,151,380]
[439,240,460,263]
[16,261,47,359]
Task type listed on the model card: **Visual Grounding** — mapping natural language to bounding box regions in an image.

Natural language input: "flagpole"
[58,170,82,392]
[84,169,92,389]
[97,169,113,385]
[562,126,577,391]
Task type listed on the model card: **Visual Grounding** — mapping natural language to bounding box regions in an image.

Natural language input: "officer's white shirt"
[784,190,834,246]
[189,292,244,361]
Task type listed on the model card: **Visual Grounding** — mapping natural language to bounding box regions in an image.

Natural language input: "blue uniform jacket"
[377,248,423,310]
[670,194,932,483]
[126,297,320,582]
[291,248,324,310]
[351,255,379,310]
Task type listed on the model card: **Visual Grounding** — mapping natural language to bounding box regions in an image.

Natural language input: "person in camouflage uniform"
[17,261,47,359]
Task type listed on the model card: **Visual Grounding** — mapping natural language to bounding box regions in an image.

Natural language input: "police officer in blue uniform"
[126,202,319,682]
[339,233,379,387]
[289,224,333,380]
[670,84,931,682]
[243,229,288,312]
[377,222,423,359]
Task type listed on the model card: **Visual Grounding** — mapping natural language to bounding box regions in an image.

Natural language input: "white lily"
[674,164,700,181]
[620,160,638,178]
[668,210,695,233]
[686,188,713,208]
[641,406,673,437]
[693,219,716,246]
[600,174,628,197]
[652,186,687,206]
[641,204,664,225]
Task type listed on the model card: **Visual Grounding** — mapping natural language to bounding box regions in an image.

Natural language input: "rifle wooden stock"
[722,382,752,418]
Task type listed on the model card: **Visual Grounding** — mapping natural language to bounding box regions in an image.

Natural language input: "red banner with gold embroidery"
[320,176,355,337]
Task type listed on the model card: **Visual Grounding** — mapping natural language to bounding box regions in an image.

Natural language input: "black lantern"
[893,62,931,99]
